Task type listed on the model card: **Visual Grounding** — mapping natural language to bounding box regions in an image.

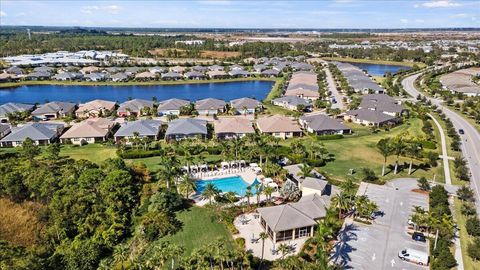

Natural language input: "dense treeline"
[0,140,143,269]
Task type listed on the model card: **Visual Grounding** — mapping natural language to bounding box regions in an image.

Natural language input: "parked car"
[459,129,465,135]
[398,248,429,266]
[412,232,426,242]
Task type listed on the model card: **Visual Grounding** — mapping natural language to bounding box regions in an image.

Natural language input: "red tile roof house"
[256,115,303,139]
[75,99,117,118]
[214,117,255,140]
[117,99,155,117]
[60,118,116,145]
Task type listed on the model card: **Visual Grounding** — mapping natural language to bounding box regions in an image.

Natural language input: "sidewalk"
[427,113,452,185]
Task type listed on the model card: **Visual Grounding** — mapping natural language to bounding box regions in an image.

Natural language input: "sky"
[0,0,479,29]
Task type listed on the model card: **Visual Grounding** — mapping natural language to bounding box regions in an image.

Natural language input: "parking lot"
[331,178,429,270]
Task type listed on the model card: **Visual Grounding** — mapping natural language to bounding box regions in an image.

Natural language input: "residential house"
[0,124,11,139]
[208,65,224,71]
[114,119,163,143]
[299,114,351,135]
[60,118,115,145]
[161,72,183,81]
[261,69,281,77]
[272,96,312,111]
[195,98,226,115]
[5,66,23,75]
[157,98,190,116]
[184,71,206,80]
[170,66,186,74]
[25,71,51,80]
[135,71,157,81]
[256,115,303,139]
[230,97,262,115]
[124,67,142,76]
[207,70,228,79]
[0,122,64,147]
[33,66,55,73]
[228,69,251,78]
[358,94,405,116]
[165,118,208,141]
[253,64,267,72]
[105,67,123,73]
[149,66,165,74]
[84,72,107,82]
[344,109,398,126]
[110,72,129,82]
[291,62,314,71]
[0,103,35,123]
[52,72,83,81]
[192,65,208,72]
[214,117,255,140]
[80,66,100,74]
[32,102,76,120]
[229,64,244,71]
[75,99,117,118]
[118,99,155,117]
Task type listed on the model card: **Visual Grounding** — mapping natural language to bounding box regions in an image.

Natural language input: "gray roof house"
[165,118,207,141]
[291,62,314,71]
[52,72,83,81]
[157,98,190,116]
[261,69,281,77]
[114,120,163,142]
[257,193,330,243]
[0,103,35,123]
[0,124,11,139]
[358,94,405,116]
[124,67,142,75]
[299,114,352,135]
[195,98,226,115]
[228,69,251,78]
[110,72,129,82]
[272,96,312,111]
[344,108,398,126]
[0,122,64,147]
[117,99,155,117]
[33,66,55,73]
[6,66,23,75]
[184,71,206,80]
[84,72,107,82]
[161,72,183,80]
[31,101,76,120]
[26,71,52,80]
[230,97,262,114]
[192,65,208,72]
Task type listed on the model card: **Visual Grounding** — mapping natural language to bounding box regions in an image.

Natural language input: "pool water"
[196,176,259,197]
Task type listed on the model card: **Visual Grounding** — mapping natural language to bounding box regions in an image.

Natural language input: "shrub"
[235,237,245,249]
[316,134,344,140]
[461,203,477,217]
[468,237,480,261]
[466,217,480,237]
[118,149,164,159]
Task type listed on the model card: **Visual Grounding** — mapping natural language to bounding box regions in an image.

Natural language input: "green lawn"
[454,198,480,270]
[160,206,234,255]
[126,154,222,172]
[317,118,445,183]
[60,144,118,163]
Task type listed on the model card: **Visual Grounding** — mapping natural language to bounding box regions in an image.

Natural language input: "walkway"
[322,60,346,111]
[427,113,452,185]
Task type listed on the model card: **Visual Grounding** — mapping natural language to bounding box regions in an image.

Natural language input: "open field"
[0,77,277,89]
[321,56,426,68]
[148,48,241,59]
[60,144,118,163]
[454,198,480,270]
[160,206,234,255]
[0,198,44,247]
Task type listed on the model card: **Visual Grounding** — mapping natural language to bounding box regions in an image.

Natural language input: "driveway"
[331,178,429,270]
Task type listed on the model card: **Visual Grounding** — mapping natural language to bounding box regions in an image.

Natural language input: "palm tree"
[263,185,274,204]
[376,138,392,176]
[405,140,423,175]
[113,244,129,270]
[331,193,350,219]
[245,186,253,207]
[278,243,290,259]
[254,183,262,206]
[179,174,197,198]
[297,164,312,179]
[132,131,140,149]
[156,156,180,189]
[259,232,269,268]
[201,183,220,204]
[391,136,406,174]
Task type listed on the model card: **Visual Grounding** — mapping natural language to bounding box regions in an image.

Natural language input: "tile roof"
[214,117,255,135]
[32,101,76,115]
[165,118,207,136]
[0,122,63,142]
[118,99,154,113]
[230,97,261,109]
[0,103,35,118]
[300,114,350,132]
[256,115,302,133]
[60,118,114,139]
[114,119,163,137]
[157,98,190,111]
[195,98,226,111]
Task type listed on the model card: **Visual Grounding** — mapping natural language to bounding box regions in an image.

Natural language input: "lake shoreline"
[0,77,278,89]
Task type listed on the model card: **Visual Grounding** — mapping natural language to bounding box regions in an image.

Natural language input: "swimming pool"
[196,176,259,197]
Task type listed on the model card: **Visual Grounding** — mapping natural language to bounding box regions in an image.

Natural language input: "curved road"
[402,73,480,209]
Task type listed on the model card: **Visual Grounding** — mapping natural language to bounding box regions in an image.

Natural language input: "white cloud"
[400,18,409,24]
[420,1,461,8]
[0,11,7,17]
[450,13,468,18]
[81,5,121,15]
[198,0,232,5]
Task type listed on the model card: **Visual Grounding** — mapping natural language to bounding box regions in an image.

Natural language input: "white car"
[398,248,429,266]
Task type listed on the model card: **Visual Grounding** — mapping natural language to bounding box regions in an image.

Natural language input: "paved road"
[427,113,452,185]
[402,73,480,212]
[322,60,346,111]
[331,179,429,270]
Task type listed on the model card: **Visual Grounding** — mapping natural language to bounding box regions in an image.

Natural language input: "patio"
[234,213,306,261]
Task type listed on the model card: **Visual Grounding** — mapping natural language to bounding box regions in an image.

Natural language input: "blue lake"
[0,80,274,104]
[349,62,411,76]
